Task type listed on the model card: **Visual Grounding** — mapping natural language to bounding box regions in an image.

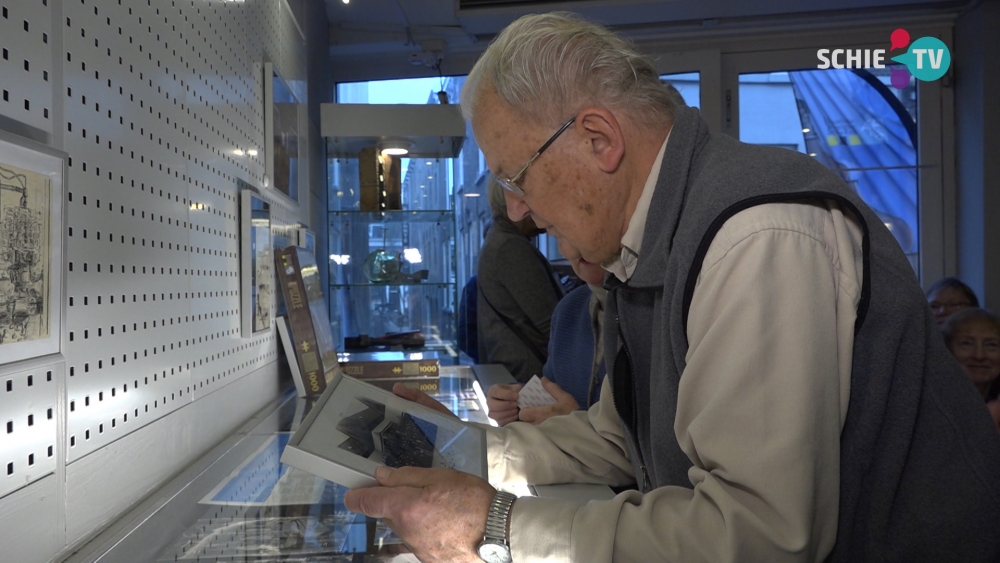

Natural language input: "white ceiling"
[323,0,969,82]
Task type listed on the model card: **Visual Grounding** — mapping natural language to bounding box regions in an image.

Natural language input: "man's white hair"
[462,12,677,131]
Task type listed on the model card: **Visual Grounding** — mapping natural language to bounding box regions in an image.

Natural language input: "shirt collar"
[602,131,670,282]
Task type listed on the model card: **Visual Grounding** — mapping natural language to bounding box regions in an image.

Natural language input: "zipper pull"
[639,464,651,491]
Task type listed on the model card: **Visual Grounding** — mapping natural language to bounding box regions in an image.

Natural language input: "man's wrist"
[505,494,516,541]
[478,490,517,563]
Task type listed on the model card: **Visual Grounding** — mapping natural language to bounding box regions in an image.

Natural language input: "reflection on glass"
[739,69,919,270]
[272,72,300,202]
[330,78,464,352]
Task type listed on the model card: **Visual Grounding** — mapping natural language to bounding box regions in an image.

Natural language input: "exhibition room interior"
[0,0,997,561]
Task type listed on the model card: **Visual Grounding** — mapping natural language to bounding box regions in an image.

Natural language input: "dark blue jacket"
[543,284,605,408]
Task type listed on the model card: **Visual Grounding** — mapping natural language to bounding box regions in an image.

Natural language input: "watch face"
[477,541,512,563]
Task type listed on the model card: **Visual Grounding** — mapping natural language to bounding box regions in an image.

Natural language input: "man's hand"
[486,383,522,426]
[392,383,458,419]
[344,466,497,563]
[518,377,580,424]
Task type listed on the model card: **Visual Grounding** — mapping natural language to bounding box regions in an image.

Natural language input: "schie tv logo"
[816,29,951,89]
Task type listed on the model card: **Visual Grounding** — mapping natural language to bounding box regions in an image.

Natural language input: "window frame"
[642,25,954,286]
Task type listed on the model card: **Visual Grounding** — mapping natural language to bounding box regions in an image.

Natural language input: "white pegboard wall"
[0,0,54,134]
[54,0,305,462]
[1,364,60,499]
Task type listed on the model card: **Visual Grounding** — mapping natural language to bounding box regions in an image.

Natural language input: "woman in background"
[927,277,978,326]
[941,307,1000,431]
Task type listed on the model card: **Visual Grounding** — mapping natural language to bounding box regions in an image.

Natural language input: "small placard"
[517,375,558,409]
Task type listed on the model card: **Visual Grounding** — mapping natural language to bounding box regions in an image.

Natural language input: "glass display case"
[329,209,457,349]
[328,155,458,355]
[63,367,496,563]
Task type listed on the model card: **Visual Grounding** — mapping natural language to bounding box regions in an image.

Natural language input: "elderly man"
[346,12,1000,563]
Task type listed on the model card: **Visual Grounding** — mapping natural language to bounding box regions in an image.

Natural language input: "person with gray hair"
[476,178,564,383]
[941,307,1000,402]
[346,12,1000,563]
[926,276,979,325]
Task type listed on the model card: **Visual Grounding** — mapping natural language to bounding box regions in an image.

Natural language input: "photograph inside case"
[281,373,486,489]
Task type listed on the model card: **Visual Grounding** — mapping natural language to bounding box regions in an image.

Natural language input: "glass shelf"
[330,210,454,222]
[332,282,455,288]
[328,155,458,352]
[66,368,490,563]
[330,284,457,354]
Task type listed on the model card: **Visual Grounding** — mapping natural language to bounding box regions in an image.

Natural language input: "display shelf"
[330,284,456,351]
[331,282,455,288]
[329,202,458,351]
[330,209,454,221]
[327,141,459,353]
[62,367,494,563]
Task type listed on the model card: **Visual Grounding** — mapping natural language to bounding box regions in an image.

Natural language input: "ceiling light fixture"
[380,139,411,156]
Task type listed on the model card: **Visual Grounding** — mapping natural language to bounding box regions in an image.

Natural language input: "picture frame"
[0,130,65,365]
[240,189,273,337]
[297,226,315,256]
[264,61,303,203]
[280,372,488,489]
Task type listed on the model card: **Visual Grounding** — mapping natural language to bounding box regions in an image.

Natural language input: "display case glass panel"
[328,210,456,351]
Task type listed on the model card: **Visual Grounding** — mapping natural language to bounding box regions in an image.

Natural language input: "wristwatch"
[477,490,517,563]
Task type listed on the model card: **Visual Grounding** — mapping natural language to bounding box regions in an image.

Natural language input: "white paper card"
[517,375,558,409]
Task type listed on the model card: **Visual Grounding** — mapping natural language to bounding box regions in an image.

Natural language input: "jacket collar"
[626,105,712,289]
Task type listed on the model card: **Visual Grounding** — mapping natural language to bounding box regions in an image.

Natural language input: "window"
[739,68,919,270]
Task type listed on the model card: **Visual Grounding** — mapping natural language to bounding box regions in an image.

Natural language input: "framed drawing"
[281,372,488,489]
[240,189,273,337]
[0,130,65,365]
[264,62,302,203]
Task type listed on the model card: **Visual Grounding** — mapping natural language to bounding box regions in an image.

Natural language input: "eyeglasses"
[492,116,576,197]
[930,301,972,312]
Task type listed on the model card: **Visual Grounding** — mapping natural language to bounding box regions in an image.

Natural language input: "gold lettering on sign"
[287,283,304,309]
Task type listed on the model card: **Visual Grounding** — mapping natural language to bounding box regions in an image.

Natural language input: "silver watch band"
[484,490,517,543]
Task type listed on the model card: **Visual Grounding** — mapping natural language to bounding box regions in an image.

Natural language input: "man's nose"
[504,190,530,222]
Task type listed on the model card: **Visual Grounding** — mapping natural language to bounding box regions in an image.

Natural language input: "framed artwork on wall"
[264,62,302,203]
[0,130,65,366]
[240,188,273,337]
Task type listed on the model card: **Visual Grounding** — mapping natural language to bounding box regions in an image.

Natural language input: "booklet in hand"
[280,372,488,488]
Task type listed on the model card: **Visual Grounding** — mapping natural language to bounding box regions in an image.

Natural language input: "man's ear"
[579,107,626,173]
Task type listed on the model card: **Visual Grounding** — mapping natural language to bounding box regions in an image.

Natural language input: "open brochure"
[281,373,488,489]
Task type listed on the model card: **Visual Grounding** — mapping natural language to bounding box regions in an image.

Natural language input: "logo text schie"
[816,28,950,89]
[816,49,887,70]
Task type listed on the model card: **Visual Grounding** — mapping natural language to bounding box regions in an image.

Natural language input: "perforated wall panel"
[0,0,54,134]
[0,363,59,499]
[58,0,304,461]
[0,0,323,558]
